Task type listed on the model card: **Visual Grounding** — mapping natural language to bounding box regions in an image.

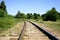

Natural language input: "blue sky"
[0,0,60,15]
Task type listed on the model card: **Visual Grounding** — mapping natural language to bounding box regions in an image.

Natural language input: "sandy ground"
[0,21,59,40]
[32,21,60,39]
[22,22,50,40]
[0,21,24,40]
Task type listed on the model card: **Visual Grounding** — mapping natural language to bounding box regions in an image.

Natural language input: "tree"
[27,13,33,19]
[0,9,7,17]
[15,11,21,18]
[15,11,26,19]
[33,13,40,19]
[42,14,47,21]
[37,14,40,19]
[0,1,6,11]
[0,1,7,17]
[58,13,60,19]
[42,7,59,21]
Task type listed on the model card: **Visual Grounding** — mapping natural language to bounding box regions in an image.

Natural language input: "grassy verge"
[43,21,60,31]
[0,17,20,33]
[35,19,60,31]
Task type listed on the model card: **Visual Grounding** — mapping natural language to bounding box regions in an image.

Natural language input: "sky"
[0,0,60,15]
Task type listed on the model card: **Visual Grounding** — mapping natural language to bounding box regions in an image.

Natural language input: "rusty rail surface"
[18,21,26,40]
[29,21,59,40]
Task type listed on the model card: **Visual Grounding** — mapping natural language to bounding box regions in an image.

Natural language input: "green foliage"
[58,13,60,19]
[33,13,40,19]
[15,11,41,19]
[43,21,60,31]
[15,11,26,19]
[27,13,33,19]
[0,9,7,17]
[0,1,6,10]
[42,7,59,21]
[0,17,19,33]
[0,1,19,33]
[0,1,7,17]
[42,14,47,21]
[7,14,14,18]
[15,11,20,18]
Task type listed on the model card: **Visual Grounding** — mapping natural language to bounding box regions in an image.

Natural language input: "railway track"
[18,21,59,40]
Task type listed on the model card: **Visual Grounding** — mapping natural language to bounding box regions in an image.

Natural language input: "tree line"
[15,7,60,21]
[0,1,60,21]
[15,11,40,19]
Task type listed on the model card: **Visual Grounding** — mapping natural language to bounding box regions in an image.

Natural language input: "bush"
[42,7,59,21]
[0,9,7,17]
[0,18,18,33]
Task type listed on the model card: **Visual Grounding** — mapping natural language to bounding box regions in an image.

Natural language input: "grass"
[35,19,60,31]
[0,17,20,33]
[43,21,60,31]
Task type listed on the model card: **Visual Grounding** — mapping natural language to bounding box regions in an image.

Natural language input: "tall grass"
[0,17,19,33]
[43,21,60,31]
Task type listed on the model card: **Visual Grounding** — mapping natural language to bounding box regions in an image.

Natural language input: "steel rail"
[29,21,59,40]
[18,21,26,40]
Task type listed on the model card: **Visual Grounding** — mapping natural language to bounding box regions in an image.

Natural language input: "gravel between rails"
[22,22,50,40]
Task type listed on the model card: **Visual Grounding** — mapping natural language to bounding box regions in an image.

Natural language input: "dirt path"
[22,22,50,40]
[0,21,24,40]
